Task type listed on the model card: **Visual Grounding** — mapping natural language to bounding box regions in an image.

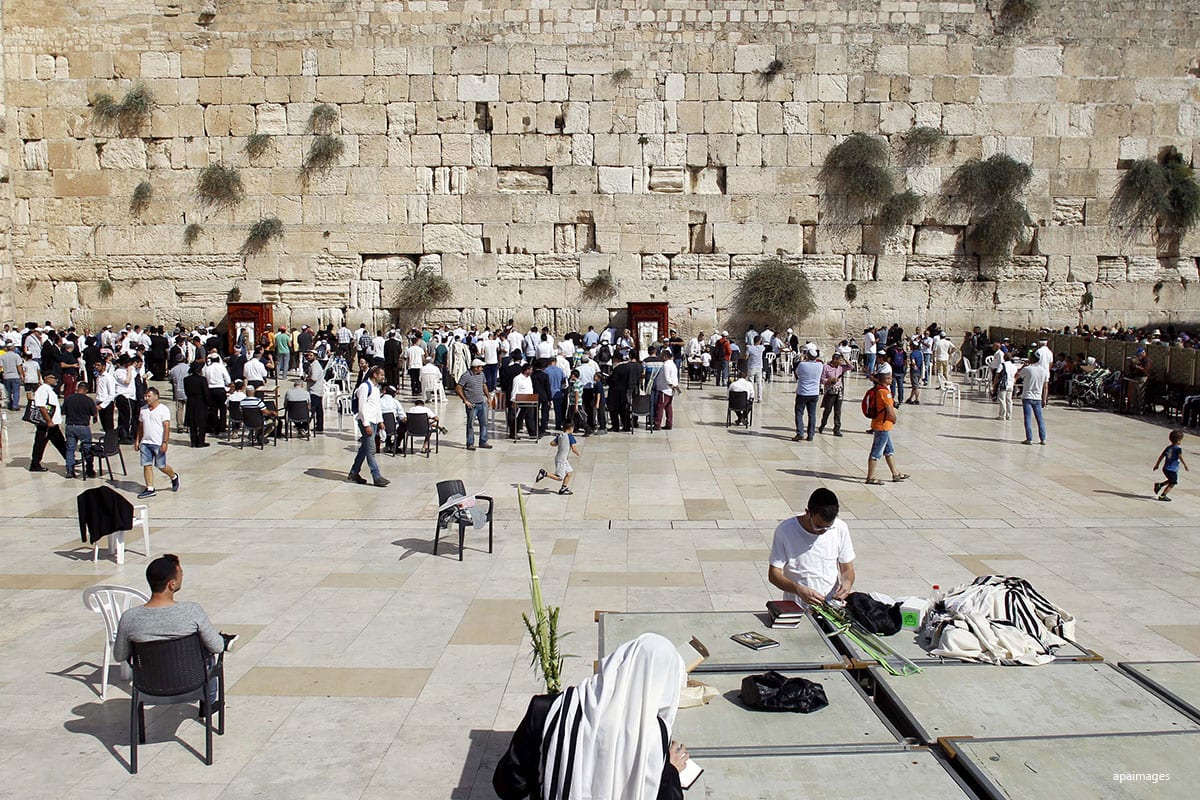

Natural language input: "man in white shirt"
[134,387,179,499]
[478,334,501,391]
[337,324,353,358]
[28,372,67,472]
[1035,338,1054,369]
[862,328,876,374]
[202,354,232,434]
[113,354,139,442]
[651,355,679,430]
[511,362,537,439]
[768,489,856,607]
[405,339,426,396]
[728,371,754,425]
[243,350,268,387]
[349,365,389,487]
[932,334,955,388]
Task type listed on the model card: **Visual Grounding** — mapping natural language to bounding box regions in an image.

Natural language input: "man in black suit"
[183,361,210,447]
[607,352,638,432]
[531,359,552,437]
[383,332,403,390]
[499,352,526,438]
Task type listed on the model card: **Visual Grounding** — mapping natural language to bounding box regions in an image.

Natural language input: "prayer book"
[730,631,780,650]
[677,636,710,673]
[678,757,704,789]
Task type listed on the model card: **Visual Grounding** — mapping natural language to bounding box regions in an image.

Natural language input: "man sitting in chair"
[728,369,755,425]
[113,554,235,698]
[239,384,277,445]
[283,380,311,435]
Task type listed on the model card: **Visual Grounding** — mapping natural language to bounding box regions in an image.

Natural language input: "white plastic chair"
[93,504,150,565]
[940,382,961,408]
[335,393,353,432]
[421,372,446,403]
[82,584,150,700]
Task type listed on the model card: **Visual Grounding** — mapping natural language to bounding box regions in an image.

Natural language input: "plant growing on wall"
[820,133,894,206]
[946,154,1034,256]
[759,58,786,84]
[844,282,858,303]
[300,135,345,183]
[244,133,273,160]
[195,163,245,211]
[997,0,1040,32]
[733,257,816,329]
[611,68,633,86]
[241,217,283,255]
[91,84,155,137]
[902,126,948,161]
[397,266,453,319]
[129,181,153,216]
[581,269,617,302]
[97,279,114,300]
[879,190,923,234]
[1112,146,1200,235]
[184,223,203,248]
[306,103,339,134]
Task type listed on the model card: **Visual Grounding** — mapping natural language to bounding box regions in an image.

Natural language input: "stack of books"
[766,600,806,629]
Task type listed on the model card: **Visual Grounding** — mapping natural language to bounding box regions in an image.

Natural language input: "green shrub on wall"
[946,154,1034,256]
[820,133,894,206]
[733,257,816,329]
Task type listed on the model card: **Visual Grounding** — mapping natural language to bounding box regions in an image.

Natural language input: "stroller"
[1067,367,1110,408]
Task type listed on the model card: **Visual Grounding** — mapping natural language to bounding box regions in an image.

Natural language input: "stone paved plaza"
[1,373,1198,799]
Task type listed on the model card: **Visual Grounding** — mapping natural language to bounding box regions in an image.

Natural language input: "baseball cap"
[471,358,485,367]
[875,363,892,375]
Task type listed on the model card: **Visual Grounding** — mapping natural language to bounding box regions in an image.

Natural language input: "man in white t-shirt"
[478,335,501,391]
[862,328,877,374]
[405,339,426,396]
[1035,338,1053,369]
[768,488,856,607]
[932,335,955,388]
[134,387,179,499]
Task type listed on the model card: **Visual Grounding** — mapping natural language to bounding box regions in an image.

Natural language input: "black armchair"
[434,479,494,561]
[128,632,225,774]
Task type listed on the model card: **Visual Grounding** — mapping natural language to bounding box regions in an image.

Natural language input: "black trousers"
[409,367,421,395]
[310,394,325,432]
[115,396,135,439]
[583,388,606,431]
[98,403,115,432]
[607,396,631,432]
[819,393,843,433]
[31,424,67,467]
[188,407,207,446]
[208,387,227,433]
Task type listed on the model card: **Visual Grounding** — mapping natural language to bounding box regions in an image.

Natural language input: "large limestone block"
[1040,281,1089,312]
[361,255,417,280]
[914,226,964,255]
[1125,255,1158,282]
[458,75,499,102]
[1097,256,1127,282]
[875,254,906,281]
[978,256,1049,281]
[734,45,775,74]
[672,253,730,280]
[98,139,147,169]
[496,253,535,278]
[423,224,483,254]
[534,253,580,279]
[641,254,670,280]
[787,254,845,281]
[713,223,764,254]
[312,253,361,283]
[905,255,978,281]
[598,166,634,194]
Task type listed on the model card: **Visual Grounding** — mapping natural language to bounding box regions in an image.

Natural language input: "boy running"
[535,420,580,495]
[1152,429,1188,501]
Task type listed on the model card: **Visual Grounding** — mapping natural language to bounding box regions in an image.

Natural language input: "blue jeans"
[483,364,499,392]
[351,423,382,479]
[276,352,290,377]
[892,374,904,404]
[794,394,818,439]
[1022,399,1046,443]
[3,377,20,410]
[865,353,876,374]
[65,424,93,473]
[869,429,895,460]
[465,401,488,446]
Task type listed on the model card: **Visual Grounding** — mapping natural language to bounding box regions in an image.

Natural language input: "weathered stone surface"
[641,254,670,280]
[423,224,483,254]
[905,256,978,282]
[361,254,417,280]
[496,253,535,278]
[914,226,964,255]
[979,256,1049,281]
[534,253,580,279]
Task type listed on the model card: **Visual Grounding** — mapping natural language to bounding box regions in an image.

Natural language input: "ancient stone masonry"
[1,1,1198,335]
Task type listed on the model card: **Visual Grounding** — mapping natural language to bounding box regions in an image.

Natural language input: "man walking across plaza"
[134,387,180,499]
[348,365,390,486]
[63,381,98,479]
[305,350,325,433]
[29,372,67,473]
[792,349,823,442]
[456,359,493,451]
[864,364,909,485]
[817,351,850,437]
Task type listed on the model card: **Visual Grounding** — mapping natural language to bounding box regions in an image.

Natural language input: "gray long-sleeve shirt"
[112,601,223,662]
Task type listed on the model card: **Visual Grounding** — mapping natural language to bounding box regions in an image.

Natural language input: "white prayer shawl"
[541,633,685,800]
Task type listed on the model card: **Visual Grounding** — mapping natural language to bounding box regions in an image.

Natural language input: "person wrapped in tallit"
[493,632,689,799]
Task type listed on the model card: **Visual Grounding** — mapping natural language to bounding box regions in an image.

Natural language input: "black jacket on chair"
[77,486,134,545]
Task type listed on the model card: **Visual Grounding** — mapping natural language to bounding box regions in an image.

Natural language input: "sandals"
[892,473,910,482]
[865,478,885,485]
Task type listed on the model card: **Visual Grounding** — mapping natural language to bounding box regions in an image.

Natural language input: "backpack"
[351,380,372,414]
[861,386,880,419]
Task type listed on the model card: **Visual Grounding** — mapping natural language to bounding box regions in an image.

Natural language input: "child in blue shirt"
[1152,429,1188,501]
[535,420,580,496]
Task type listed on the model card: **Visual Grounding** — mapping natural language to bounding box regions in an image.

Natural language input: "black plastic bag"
[739,671,828,713]
[845,592,903,636]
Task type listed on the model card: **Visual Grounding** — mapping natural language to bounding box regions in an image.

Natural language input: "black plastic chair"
[727,390,753,428]
[94,430,127,481]
[128,632,225,774]
[434,479,494,561]
[381,412,403,457]
[404,412,438,457]
[284,399,311,441]
[239,405,274,449]
[225,400,243,441]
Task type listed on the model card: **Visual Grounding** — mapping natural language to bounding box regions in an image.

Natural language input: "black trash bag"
[845,592,903,636]
[739,671,829,713]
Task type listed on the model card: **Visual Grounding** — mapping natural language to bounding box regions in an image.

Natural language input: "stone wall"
[2,0,1199,336]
